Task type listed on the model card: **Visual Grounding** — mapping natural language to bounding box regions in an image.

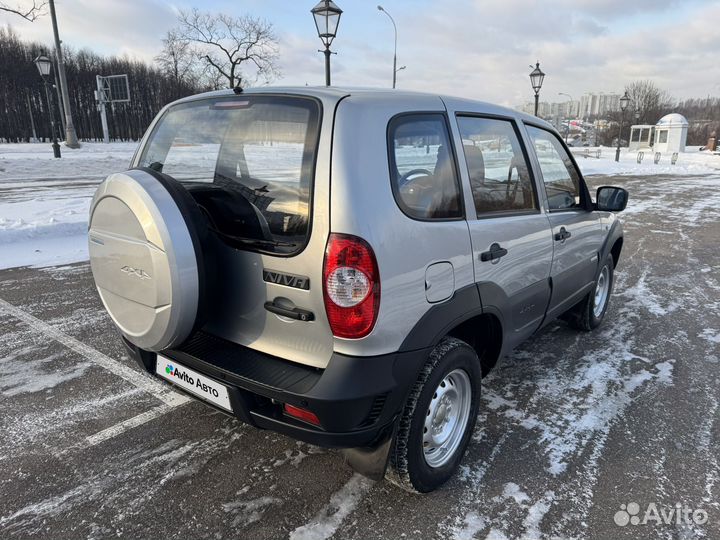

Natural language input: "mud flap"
[340,422,397,481]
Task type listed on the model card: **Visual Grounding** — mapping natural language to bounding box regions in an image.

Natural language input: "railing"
[569,147,602,159]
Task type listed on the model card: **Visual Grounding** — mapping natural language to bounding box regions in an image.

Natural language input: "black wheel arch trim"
[398,282,511,355]
[598,219,624,269]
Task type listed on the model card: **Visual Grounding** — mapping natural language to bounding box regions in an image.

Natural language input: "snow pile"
[0,142,137,269]
[575,146,720,176]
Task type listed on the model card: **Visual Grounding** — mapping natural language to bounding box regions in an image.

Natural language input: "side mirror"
[596,186,628,212]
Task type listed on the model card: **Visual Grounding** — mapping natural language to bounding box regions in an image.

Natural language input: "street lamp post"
[615,91,631,162]
[529,62,545,117]
[34,55,61,159]
[558,92,573,143]
[48,0,79,148]
[377,5,399,89]
[311,0,343,86]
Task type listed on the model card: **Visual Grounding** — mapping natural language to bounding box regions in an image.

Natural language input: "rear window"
[137,95,321,255]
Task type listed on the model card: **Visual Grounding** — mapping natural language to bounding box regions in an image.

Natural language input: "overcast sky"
[2,0,719,106]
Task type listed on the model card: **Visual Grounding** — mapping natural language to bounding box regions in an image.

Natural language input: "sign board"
[97,74,130,103]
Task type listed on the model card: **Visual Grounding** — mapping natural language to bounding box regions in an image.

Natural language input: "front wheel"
[566,254,615,331]
[387,337,481,493]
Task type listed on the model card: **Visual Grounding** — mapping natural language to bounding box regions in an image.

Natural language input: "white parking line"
[85,403,179,447]
[0,297,189,407]
[289,473,375,540]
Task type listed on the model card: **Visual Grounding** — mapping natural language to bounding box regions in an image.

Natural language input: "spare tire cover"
[88,169,200,351]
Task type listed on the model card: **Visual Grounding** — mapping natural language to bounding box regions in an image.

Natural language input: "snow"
[1,141,719,271]
[0,142,137,270]
[574,145,720,176]
[289,474,374,540]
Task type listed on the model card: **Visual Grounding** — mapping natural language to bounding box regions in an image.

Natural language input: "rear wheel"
[387,337,481,493]
[565,254,614,331]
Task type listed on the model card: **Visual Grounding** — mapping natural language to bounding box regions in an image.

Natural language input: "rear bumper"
[123,331,428,449]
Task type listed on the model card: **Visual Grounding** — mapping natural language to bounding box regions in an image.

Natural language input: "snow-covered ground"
[0,142,137,269]
[1,141,719,270]
[573,145,720,176]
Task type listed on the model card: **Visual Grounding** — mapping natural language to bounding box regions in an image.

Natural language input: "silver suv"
[88,87,627,493]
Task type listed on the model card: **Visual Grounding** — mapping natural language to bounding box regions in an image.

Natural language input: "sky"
[2,0,719,107]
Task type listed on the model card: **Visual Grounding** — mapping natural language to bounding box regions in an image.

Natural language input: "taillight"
[323,233,380,339]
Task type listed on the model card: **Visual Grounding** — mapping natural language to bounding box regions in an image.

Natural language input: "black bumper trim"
[121,334,429,449]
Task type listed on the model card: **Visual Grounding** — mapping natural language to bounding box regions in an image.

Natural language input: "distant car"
[88,87,628,493]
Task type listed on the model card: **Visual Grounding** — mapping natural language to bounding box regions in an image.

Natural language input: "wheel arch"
[398,284,505,377]
[446,312,504,376]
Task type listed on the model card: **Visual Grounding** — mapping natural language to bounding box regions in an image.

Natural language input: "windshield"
[137,95,321,254]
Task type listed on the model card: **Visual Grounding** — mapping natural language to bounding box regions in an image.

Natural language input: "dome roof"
[656,113,688,126]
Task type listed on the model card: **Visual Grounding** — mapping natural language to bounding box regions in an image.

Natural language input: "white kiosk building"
[629,113,689,153]
[628,124,655,151]
[653,113,688,153]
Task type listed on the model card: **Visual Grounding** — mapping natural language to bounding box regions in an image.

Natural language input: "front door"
[454,115,554,348]
[524,125,603,319]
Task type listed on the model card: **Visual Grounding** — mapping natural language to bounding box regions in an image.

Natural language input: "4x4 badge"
[263,269,310,290]
[121,265,151,280]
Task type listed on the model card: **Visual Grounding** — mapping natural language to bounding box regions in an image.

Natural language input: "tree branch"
[0,0,47,21]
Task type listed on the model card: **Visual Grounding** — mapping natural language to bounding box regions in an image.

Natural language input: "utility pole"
[96,76,110,144]
[52,53,66,134]
[48,0,79,148]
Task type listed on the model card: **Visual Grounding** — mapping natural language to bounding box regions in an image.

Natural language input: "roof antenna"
[233,85,244,94]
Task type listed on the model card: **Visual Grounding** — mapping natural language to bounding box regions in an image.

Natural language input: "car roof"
[170,86,550,129]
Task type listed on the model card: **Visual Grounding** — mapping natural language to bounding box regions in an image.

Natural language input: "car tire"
[386,337,481,493]
[565,254,614,331]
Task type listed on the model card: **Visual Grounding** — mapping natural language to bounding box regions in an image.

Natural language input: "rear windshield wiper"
[209,228,298,249]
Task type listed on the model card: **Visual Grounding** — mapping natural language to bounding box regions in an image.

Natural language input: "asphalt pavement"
[0,173,718,540]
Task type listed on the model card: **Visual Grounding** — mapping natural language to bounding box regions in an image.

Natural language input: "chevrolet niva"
[88,87,627,493]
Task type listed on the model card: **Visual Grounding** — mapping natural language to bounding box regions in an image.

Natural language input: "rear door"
[524,124,603,319]
[135,93,336,369]
[450,114,554,348]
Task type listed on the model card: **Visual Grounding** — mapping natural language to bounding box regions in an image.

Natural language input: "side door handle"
[480,243,508,262]
[554,227,571,242]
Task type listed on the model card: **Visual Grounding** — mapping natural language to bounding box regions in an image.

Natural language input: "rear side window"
[456,116,537,216]
[137,96,321,254]
[526,125,582,211]
[388,114,463,220]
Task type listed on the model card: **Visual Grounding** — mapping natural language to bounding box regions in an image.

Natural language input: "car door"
[451,114,554,348]
[524,124,603,319]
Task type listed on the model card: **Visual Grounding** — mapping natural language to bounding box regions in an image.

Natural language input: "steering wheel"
[399,168,433,187]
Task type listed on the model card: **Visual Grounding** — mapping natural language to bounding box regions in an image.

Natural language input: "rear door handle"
[554,227,571,242]
[480,243,508,262]
[264,302,314,322]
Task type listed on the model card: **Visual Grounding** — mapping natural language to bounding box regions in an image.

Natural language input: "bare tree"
[175,8,280,89]
[0,0,46,21]
[155,30,199,87]
[625,80,674,124]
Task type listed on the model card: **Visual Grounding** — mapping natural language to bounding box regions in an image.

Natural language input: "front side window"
[389,114,462,220]
[526,125,582,211]
[138,96,320,254]
[457,116,537,216]
[658,130,668,143]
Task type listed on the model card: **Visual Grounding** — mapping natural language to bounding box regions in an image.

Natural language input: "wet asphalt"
[0,173,719,540]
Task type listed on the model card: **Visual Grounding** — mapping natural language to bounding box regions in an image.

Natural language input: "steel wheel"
[593,265,610,318]
[422,368,472,468]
